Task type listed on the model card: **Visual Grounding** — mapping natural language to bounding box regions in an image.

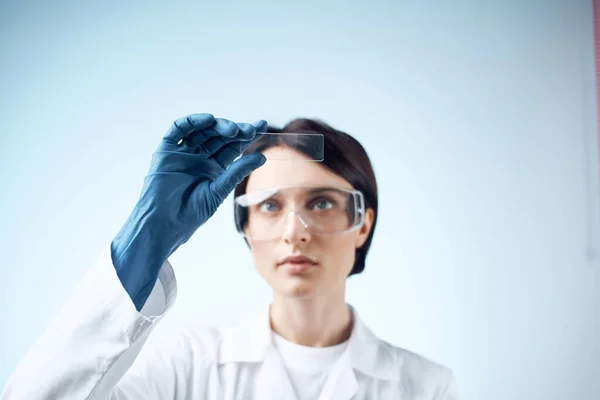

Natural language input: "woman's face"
[244,146,374,299]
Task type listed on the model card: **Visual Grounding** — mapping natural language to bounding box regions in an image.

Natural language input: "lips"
[277,255,318,275]
[277,255,317,266]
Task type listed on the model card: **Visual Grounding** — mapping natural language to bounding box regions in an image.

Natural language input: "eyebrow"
[305,187,348,196]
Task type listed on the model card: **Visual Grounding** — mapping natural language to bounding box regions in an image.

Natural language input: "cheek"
[248,241,275,273]
[324,236,357,273]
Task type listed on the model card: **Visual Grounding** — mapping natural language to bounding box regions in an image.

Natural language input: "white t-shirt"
[272,332,349,400]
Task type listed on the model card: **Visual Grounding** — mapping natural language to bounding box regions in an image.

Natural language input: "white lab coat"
[1,246,459,400]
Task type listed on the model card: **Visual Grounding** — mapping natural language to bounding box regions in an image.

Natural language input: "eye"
[259,200,280,213]
[310,197,334,211]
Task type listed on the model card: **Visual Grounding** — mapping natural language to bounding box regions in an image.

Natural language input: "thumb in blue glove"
[111,113,267,310]
[210,150,267,205]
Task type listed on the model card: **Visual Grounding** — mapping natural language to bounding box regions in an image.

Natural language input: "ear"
[354,208,375,248]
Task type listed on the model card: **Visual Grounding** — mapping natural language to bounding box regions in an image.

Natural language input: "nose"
[281,211,311,244]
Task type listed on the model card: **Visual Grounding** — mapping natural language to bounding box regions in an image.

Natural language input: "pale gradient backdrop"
[1,1,599,399]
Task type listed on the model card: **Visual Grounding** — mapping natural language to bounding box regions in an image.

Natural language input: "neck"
[269,292,353,348]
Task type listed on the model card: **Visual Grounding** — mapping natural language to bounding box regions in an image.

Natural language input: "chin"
[277,279,320,299]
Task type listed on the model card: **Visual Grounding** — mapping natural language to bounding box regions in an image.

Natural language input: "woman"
[1,113,458,399]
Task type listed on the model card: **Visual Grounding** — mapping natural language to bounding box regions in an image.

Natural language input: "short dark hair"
[233,118,378,276]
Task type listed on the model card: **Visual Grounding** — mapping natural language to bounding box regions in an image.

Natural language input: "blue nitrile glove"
[111,113,267,311]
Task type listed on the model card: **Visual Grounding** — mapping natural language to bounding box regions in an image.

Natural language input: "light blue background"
[1,1,599,398]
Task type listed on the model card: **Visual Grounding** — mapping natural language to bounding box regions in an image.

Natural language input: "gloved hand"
[111,113,267,311]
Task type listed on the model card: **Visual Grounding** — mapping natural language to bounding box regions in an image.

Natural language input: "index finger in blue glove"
[164,113,216,144]
[251,119,268,134]
[186,118,243,154]
[204,119,266,150]
[238,120,268,152]
[192,117,239,142]
[236,120,269,140]
[201,117,264,157]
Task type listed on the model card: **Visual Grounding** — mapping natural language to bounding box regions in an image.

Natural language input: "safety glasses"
[234,186,365,241]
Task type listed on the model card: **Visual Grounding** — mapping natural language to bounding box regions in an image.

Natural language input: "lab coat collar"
[217,304,399,381]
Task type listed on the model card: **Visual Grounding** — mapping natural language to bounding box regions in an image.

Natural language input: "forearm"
[111,211,173,311]
[0,247,176,400]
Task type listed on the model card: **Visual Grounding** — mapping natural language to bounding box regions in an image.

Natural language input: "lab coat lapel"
[218,306,298,400]
[317,305,398,400]
[316,348,358,400]
[254,345,298,400]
